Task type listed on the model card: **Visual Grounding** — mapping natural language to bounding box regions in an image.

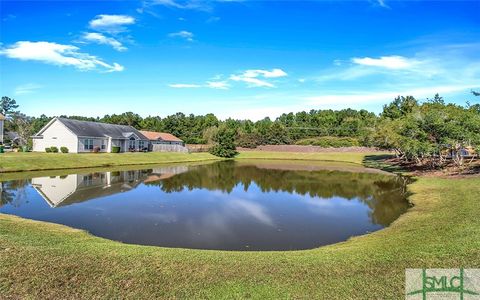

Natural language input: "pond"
[0,160,410,251]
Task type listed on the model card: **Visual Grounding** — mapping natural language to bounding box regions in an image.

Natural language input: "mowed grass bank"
[0,152,479,298]
[237,151,389,165]
[0,152,220,173]
[0,151,385,173]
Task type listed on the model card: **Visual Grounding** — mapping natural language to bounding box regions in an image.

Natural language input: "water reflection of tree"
[0,179,30,208]
[146,161,410,226]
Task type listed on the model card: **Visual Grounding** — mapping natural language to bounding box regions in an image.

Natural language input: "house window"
[129,137,136,150]
[83,175,93,185]
[101,140,106,150]
[84,139,93,150]
[139,140,145,150]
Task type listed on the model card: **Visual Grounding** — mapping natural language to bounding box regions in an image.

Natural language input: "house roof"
[7,132,21,141]
[0,113,5,120]
[37,118,148,140]
[139,130,183,142]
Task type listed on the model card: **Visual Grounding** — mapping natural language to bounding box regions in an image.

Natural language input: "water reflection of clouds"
[179,194,276,245]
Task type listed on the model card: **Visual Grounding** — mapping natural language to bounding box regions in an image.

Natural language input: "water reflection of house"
[144,166,189,183]
[32,170,149,207]
[31,166,189,207]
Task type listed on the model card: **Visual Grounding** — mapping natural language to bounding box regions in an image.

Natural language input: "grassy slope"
[0,152,219,172]
[237,151,386,165]
[1,153,479,299]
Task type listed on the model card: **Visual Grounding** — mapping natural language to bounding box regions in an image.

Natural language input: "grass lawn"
[1,152,479,298]
[237,151,389,165]
[0,152,220,173]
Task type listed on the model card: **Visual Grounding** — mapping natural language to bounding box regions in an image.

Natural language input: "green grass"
[1,152,479,298]
[0,152,220,173]
[237,151,388,165]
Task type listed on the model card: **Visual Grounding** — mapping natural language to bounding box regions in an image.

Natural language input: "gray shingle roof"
[56,118,148,140]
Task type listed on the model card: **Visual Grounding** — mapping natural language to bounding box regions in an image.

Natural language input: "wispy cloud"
[169,83,203,88]
[305,85,478,106]
[89,14,135,34]
[206,81,229,89]
[139,0,243,13]
[376,0,389,8]
[351,55,417,69]
[169,81,230,89]
[168,30,194,42]
[230,68,288,88]
[14,83,43,95]
[2,14,16,22]
[80,32,127,51]
[303,42,480,110]
[0,41,124,72]
[169,68,287,90]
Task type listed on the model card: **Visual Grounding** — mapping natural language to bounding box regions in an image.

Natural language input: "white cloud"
[168,83,202,88]
[81,32,127,51]
[14,83,43,95]
[168,68,287,89]
[206,81,229,89]
[168,30,194,42]
[169,81,230,89]
[243,68,288,78]
[351,55,416,69]
[0,41,124,72]
[230,68,288,88]
[230,75,274,88]
[89,15,135,33]
[376,0,389,8]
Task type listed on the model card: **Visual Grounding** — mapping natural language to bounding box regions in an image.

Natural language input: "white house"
[0,113,4,144]
[32,117,150,153]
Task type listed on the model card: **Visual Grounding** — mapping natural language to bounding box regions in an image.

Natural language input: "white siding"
[77,138,109,153]
[32,120,78,153]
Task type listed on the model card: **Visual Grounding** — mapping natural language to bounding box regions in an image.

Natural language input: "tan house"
[140,130,188,152]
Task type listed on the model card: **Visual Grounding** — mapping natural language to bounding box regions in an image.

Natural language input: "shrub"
[209,126,238,158]
[50,146,59,153]
[111,146,121,153]
[295,136,360,148]
[60,147,69,153]
[45,147,52,153]
[93,146,101,153]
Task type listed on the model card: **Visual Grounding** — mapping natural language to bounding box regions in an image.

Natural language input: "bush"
[209,144,238,158]
[60,147,69,153]
[50,146,59,153]
[111,146,120,153]
[295,136,360,147]
[209,126,238,158]
[45,147,52,153]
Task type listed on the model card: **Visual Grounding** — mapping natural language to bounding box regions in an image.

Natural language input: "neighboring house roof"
[0,113,5,120]
[7,132,21,141]
[36,117,148,140]
[139,130,183,142]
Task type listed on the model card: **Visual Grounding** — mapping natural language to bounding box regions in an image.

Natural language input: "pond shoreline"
[1,152,478,298]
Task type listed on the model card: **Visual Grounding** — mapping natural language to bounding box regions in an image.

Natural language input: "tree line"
[1,91,479,168]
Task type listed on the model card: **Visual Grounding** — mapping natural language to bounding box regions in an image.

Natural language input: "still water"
[0,160,410,251]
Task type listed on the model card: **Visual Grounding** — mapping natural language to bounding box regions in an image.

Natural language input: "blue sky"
[1,0,479,120]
